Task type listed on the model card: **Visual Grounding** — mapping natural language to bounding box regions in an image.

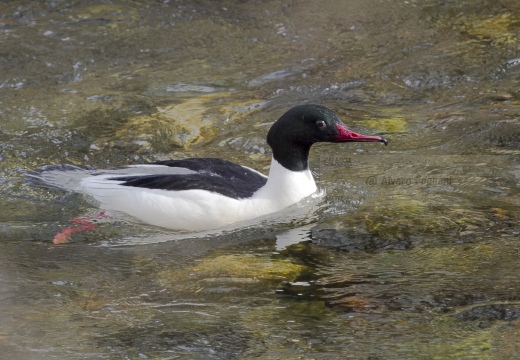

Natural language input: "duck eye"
[316,120,327,129]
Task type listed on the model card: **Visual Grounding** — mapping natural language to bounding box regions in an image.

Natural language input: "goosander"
[46,105,387,231]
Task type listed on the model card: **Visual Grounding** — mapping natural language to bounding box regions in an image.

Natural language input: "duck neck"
[269,142,311,172]
[253,157,317,204]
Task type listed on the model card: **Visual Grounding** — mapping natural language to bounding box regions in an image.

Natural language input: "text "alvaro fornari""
[366,175,452,186]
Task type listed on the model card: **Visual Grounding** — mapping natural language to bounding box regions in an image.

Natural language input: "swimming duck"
[62,104,387,231]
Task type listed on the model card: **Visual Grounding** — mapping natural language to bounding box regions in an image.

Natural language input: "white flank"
[79,158,317,231]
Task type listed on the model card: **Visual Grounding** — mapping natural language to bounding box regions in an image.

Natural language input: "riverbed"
[1,1,519,359]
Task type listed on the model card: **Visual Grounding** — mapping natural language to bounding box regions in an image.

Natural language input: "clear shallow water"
[1,0,519,359]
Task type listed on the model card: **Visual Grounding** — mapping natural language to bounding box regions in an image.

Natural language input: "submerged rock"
[464,13,520,46]
[122,94,265,150]
[125,93,227,150]
[311,228,412,252]
[362,108,409,133]
[157,253,307,296]
[455,304,520,329]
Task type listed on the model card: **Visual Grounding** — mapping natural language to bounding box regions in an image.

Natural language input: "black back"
[112,158,267,199]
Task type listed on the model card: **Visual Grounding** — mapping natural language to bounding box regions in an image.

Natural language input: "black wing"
[111,158,267,199]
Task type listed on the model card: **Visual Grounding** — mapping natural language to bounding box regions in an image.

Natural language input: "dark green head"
[267,104,387,171]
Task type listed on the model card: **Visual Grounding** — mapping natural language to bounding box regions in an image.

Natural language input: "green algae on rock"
[156,253,307,295]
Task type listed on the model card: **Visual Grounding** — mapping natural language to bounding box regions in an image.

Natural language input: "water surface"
[1,1,519,359]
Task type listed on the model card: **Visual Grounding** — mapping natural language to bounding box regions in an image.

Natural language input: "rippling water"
[1,1,519,359]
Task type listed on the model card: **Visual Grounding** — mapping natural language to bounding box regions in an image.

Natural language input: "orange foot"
[53,211,112,244]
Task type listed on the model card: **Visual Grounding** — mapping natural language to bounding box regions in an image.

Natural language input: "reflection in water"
[0,0,519,358]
